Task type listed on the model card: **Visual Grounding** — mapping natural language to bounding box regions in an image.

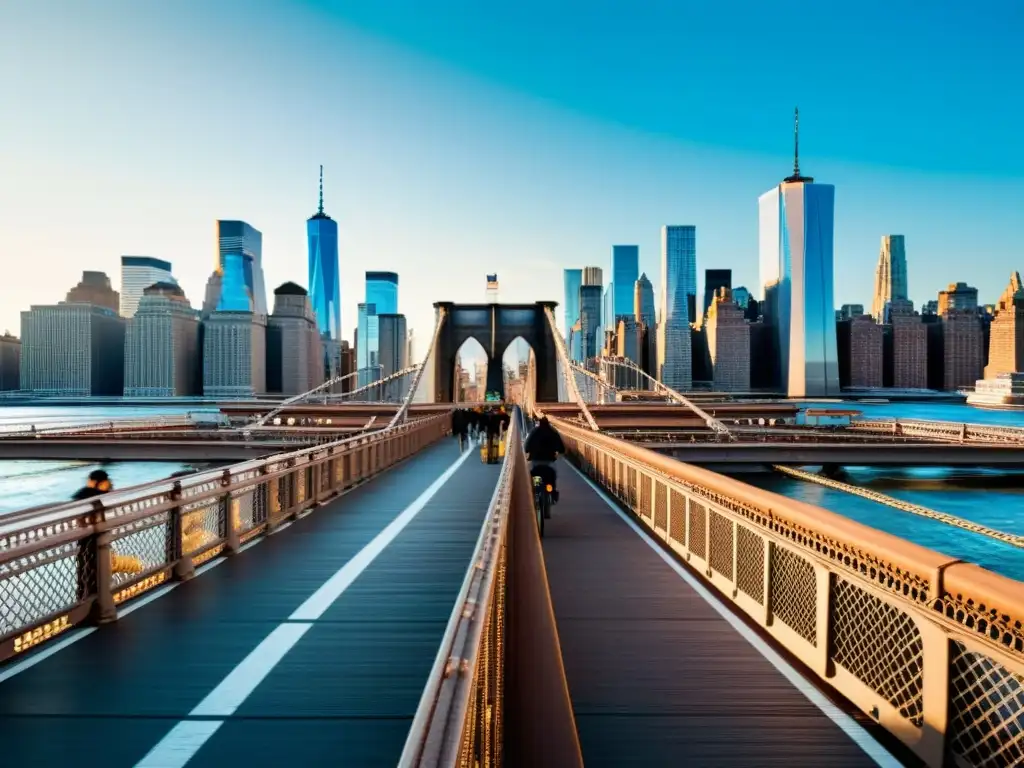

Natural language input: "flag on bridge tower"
[486,274,499,303]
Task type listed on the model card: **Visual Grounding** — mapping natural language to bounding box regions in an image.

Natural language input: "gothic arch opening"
[501,336,535,405]
[453,336,488,403]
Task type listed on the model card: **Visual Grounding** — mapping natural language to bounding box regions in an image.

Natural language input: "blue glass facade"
[563,268,582,358]
[658,226,695,390]
[217,220,266,315]
[758,181,839,396]
[366,272,398,315]
[357,272,399,387]
[217,253,253,311]
[611,245,639,322]
[357,302,380,386]
[307,211,340,341]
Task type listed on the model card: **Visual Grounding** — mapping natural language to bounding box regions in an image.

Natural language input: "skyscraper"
[20,303,125,395]
[358,272,399,387]
[307,166,341,343]
[124,282,200,397]
[634,272,655,326]
[120,256,175,318]
[366,272,399,315]
[582,266,603,286]
[657,225,695,390]
[705,288,750,392]
[579,284,603,360]
[871,235,909,322]
[611,245,639,322]
[702,269,732,322]
[378,313,409,381]
[203,310,267,398]
[357,302,380,386]
[837,315,883,388]
[758,109,839,396]
[563,268,582,345]
[266,283,324,396]
[217,220,267,315]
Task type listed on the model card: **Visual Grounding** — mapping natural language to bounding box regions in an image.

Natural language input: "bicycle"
[532,474,552,537]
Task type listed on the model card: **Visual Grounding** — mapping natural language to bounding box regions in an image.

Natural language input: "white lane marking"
[133,447,473,767]
[0,442,456,686]
[134,720,226,768]
[289,443,474,620]
[0,627,97,684]
[566,462,903,768]
[189,622,314,716]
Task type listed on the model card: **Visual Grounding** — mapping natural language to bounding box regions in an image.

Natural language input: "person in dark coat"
[453,409,469,450]
[524,417,565,503]
[72,469,113,500]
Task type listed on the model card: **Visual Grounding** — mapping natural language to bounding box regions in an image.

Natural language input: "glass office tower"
[217,220,266,315]
[563,268,582,358]
[357,272,399,387]
[357,302,380,387]
[120,256,175,318]
[307,166,341,342]
[658,225,695,390]
[217,253,253,312]
[758,111,839,396]
[611,245,639,322]
[366,272,398,315]
[579,284,603,360]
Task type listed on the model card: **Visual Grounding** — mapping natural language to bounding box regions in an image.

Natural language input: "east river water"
[2,401,1023,580]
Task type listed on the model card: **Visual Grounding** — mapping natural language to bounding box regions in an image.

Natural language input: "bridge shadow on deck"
[542,460,882,768]
[0,438,500,768]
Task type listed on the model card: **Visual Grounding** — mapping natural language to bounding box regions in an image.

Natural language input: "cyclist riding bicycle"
[524,416,565,504]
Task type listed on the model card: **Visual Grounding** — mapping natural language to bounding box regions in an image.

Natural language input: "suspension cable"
[593,356,732,438]
[543,307,599,431]
[387,306,447,429]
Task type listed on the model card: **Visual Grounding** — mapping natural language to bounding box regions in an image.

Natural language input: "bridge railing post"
[169,481,195,582]
[222,469,241,555]
[89,527,117,625]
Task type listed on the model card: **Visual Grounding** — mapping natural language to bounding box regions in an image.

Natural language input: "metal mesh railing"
[0,414,451,662]
[552,415,1024,768]
[401,408,582,768]
[400,417,517,767]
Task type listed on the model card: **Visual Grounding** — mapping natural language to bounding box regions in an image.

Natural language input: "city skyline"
[2,3,1022,348]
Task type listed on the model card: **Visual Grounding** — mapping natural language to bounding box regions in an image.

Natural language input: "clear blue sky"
[1,0,1022,361]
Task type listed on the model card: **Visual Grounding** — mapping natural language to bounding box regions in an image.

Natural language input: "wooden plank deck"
[0,438,499,767]
[542,460,885,768]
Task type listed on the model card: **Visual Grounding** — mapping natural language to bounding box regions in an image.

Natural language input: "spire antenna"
[793,107,800,177]
[783,107,813,184]
[318,165,324,215]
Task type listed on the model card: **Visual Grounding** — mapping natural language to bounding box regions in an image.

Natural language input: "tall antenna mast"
[784,107,813,184]
[793,107,800,177]
[318,164,324,215]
